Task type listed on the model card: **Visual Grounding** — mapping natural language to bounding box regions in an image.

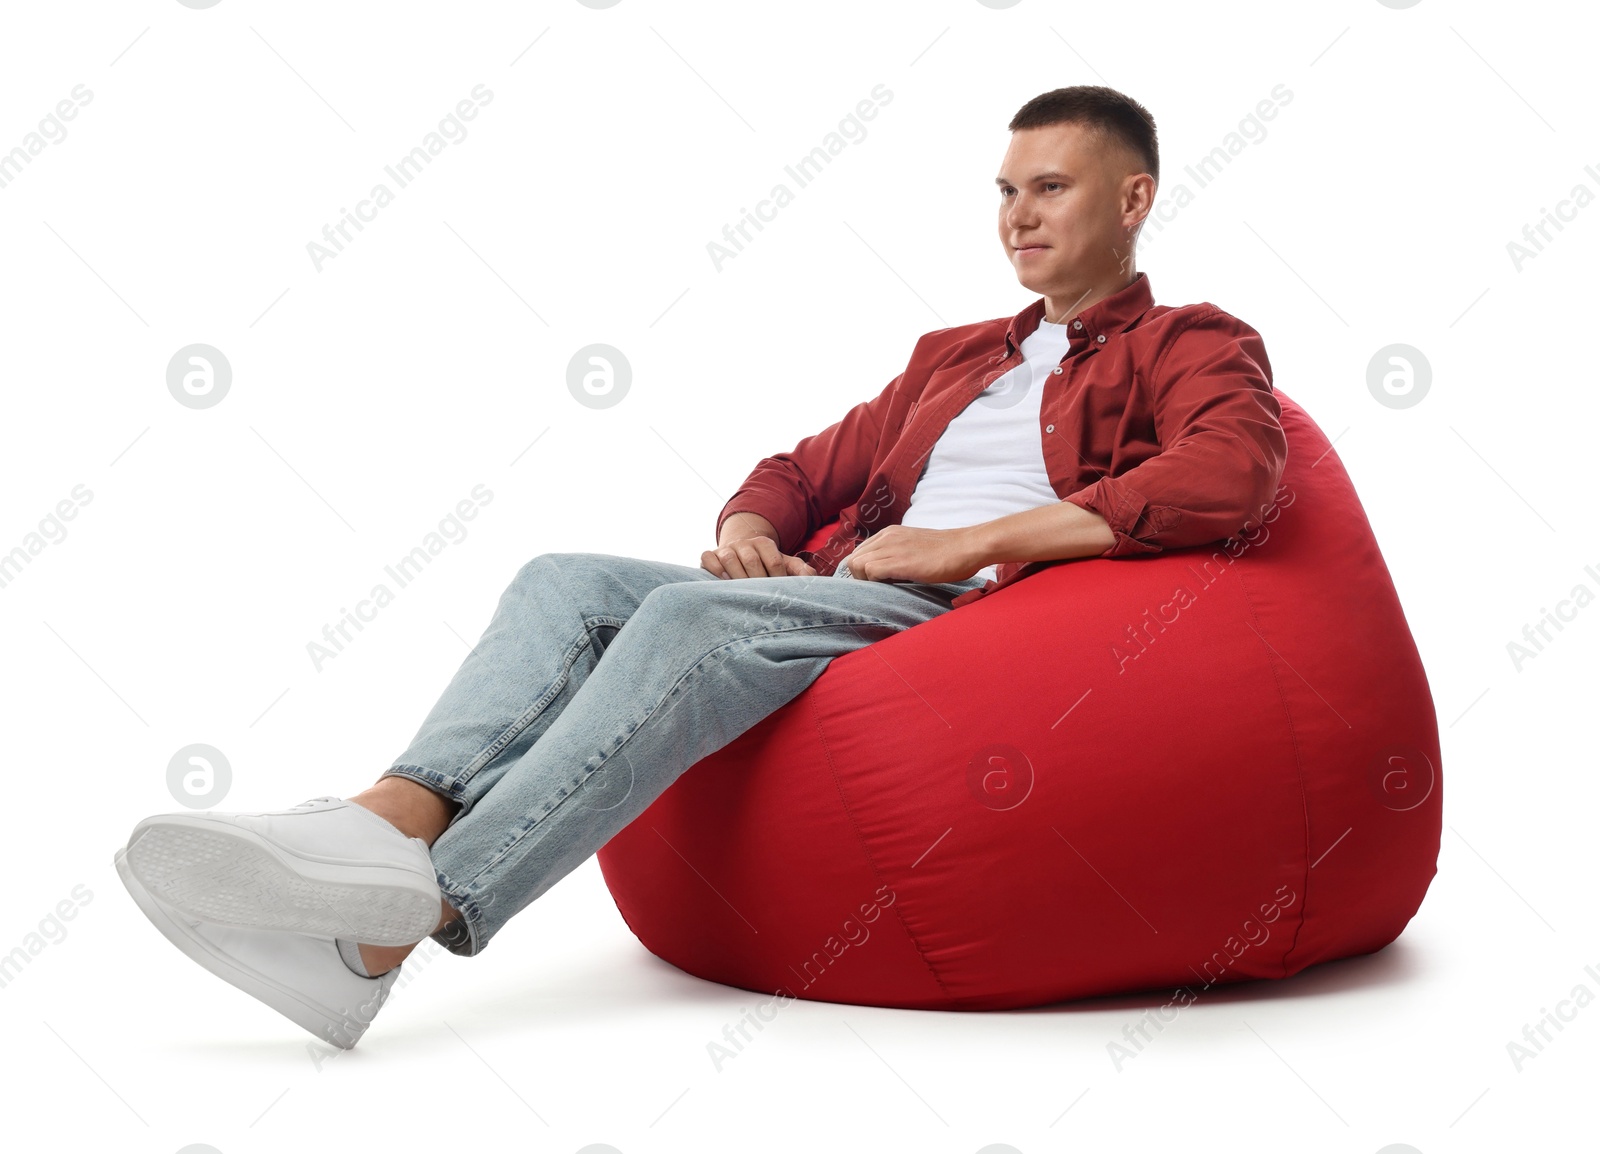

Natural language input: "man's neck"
[1044,269,1138,325]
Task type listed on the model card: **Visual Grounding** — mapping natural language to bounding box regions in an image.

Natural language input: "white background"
[0,1,1595,1151]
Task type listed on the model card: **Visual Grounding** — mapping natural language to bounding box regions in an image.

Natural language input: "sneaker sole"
[113,847,388,1049]
[126,818,441,947]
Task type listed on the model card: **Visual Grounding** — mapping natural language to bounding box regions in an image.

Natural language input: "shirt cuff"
[951,580,997,609]
[1062,478,1166,558]
[716,495,809,555]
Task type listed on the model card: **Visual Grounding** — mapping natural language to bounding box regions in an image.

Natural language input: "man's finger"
[699,549,727,578]
[734,542,772,578]
[750,537,788,576]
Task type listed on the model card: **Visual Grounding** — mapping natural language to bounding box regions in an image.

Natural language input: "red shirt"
[715,271,1287,606]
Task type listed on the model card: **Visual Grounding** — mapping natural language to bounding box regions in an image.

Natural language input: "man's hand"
[842,524,985,584]
[702,535,818,580]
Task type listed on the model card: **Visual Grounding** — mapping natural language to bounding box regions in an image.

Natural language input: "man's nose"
[1005,194,1037,226]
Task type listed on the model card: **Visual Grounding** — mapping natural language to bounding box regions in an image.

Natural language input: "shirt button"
[1096,334,1106,343]
[1045,423,1055,433]
[1073,320,1083,329]
[1051,367,1062,375]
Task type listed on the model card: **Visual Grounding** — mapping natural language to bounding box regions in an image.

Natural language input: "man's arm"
[1058,307,1287,557]
[700,510,817,579]
[960,501,1115,567]
[960,310,1283,570]
[844,308,1284,584]
[839,504,1115,584]
[713,369,910,555]
[717,511,779,548]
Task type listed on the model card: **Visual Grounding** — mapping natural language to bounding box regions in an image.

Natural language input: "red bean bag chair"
[596,392,1441,1009]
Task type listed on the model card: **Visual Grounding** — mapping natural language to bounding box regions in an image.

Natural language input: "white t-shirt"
[893,317,1073,583]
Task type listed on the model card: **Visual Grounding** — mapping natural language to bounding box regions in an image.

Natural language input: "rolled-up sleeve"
[1061,308,1287,558]
[715,372,904,555]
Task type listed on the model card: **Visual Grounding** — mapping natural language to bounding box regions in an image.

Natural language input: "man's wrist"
[959,502,1116,570]
[951,524,993,576]
[718,510,780,549]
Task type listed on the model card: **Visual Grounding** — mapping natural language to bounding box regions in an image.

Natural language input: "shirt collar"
[1004,270,1154,356]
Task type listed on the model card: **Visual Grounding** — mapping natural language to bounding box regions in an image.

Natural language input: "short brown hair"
[1008,86,1159,188]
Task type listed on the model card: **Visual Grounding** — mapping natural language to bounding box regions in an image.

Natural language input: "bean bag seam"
[808,688,959,1008]
[1232,522,1314,980]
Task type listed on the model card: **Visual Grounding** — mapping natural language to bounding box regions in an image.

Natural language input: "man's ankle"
[353,940,408,977]
[349,777,456,845]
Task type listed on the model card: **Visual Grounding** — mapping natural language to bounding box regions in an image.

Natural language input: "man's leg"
[386,566,986,963]
[379,550,724,808]
[341,550,722,970]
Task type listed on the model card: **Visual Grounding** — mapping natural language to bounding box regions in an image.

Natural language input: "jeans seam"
[458,616,902,886]
[453,617,626,790]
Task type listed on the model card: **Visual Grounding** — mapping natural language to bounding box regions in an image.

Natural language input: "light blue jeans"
[381,551,989,956]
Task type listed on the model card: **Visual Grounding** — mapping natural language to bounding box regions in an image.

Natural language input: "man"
[115,85,1286,1048]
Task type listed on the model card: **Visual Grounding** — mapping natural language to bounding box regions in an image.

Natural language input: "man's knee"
[513,551,610,585]
[638,573,802,632]
[635,576,706,613]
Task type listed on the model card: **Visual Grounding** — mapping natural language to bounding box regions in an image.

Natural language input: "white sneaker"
[114,845,399,1049]
[122,795,442,946]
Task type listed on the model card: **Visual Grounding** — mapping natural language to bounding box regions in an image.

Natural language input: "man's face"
[995,122,1148,299]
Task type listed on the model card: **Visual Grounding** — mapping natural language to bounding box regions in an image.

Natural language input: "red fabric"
[599,393,1441,1010]
[714,271,1288,604]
